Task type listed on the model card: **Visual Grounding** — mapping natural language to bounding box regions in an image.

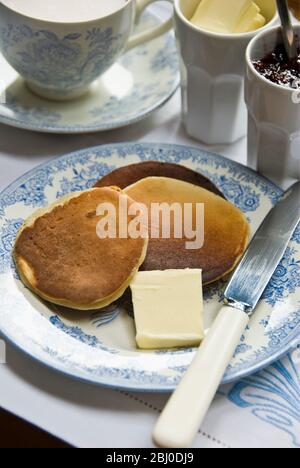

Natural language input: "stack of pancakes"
[14,161,249,310]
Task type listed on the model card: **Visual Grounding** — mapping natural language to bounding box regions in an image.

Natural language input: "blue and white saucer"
[0,143,299,391]
[0,13,179,134]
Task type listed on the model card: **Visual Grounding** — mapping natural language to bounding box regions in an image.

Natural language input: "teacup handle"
[126,0,174,50]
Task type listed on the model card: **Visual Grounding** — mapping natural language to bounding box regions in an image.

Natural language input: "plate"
[0,13,179,134]
[0,143,299,391]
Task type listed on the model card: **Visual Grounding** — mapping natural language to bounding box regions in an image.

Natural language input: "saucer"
[0,13,179,134]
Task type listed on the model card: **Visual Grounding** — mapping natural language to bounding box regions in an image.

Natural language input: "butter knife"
[153,181,300,448]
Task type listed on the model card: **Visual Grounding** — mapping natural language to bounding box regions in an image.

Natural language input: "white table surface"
[0,6,299,449]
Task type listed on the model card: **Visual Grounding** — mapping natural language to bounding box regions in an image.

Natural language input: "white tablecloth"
[0,5,299,449]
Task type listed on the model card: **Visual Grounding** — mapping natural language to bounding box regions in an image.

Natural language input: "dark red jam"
[253,43,300,89]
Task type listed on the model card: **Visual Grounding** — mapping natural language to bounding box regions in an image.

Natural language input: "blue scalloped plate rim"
[0,142,299,392]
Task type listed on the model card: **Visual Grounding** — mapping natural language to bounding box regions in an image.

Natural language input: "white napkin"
[121,350,300,448]
[203,349,300,448]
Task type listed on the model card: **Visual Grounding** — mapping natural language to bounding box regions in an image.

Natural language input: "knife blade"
[153,181,300,449]
[225,181,300,313]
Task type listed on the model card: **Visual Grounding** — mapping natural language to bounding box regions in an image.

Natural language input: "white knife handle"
[153,305,249,448]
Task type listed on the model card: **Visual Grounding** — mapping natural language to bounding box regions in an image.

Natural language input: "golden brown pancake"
[124,177,249,285]
[14,188,148,310]
[94,161,225,199]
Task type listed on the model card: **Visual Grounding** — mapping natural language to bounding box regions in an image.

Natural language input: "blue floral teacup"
[0,0,173,100]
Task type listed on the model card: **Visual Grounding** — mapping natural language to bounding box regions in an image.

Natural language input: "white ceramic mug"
[246,25,300,184]
[174,0,277,145]
[0,0,173,100]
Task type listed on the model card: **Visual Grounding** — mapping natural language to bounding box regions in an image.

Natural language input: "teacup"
[174,0,278,145]
[246,25,300,184]
[0,0,173,100]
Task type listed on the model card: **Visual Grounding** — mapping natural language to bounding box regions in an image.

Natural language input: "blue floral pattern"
[197,165,280,206]
[41,342,183,387]
[292,224,300,244]
[0,168,54,216]
[226,307,300,377]
[262,247,300,306]
[56,162,115,198]
[0,218,23,274]
[50,316,119,354]
[216,176,260,212]
[200,172,260,213]
[228,355,300,447]
[90,306,120,328]
[1,24,123,95]
[260,317,270,328]
[90,83,163,123]
[233,329,252,358]
[233,343,253,358]
[265,309,300,348]
[203,280,226,302]
[3,93,61,125]
[151,34,179,75]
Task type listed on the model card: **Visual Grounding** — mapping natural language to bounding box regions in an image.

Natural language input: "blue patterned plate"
[0,13,179,134]
[0,143,299,391]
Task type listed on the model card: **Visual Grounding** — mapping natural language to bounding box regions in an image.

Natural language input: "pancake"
[14,188,148,310]
[94,161,225,199]
[124,177,249,285]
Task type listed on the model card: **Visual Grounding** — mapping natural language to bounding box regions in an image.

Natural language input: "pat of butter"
[190,0,266,34]
[130,269,204,350]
